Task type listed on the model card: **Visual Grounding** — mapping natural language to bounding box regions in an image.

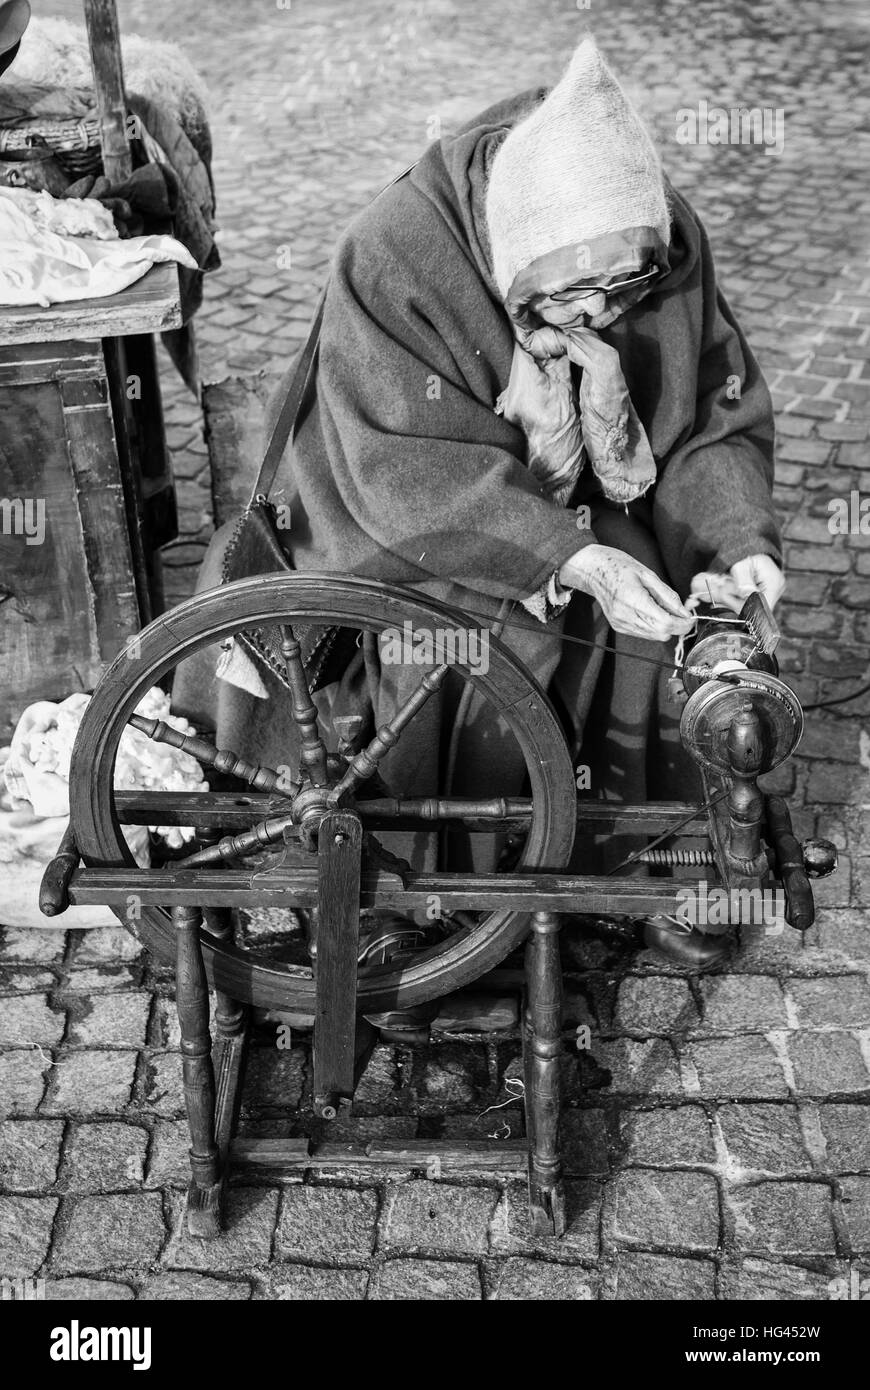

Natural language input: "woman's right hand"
[559,544,695,642]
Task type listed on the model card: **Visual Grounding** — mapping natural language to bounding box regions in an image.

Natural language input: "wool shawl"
[271,90,780,605]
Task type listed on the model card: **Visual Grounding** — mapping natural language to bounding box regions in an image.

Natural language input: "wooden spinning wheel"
[68,574,576,1011]
[44,574,837,1239]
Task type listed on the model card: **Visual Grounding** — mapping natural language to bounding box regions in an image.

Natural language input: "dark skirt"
[171,497,698,876]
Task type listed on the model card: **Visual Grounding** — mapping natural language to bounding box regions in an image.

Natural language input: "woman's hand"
[559,544,695,642]
[690,555,785,614]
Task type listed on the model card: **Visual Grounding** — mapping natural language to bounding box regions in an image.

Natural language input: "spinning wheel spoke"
[355,796,532,823]
[329,663,450,804]
[280,625,330,787]
[128,714,299,796]
[177,811,296,867]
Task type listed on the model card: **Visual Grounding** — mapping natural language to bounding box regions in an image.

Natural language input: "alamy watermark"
[0,496,45,545]
[828,491,869,535]
[380,619,490,675]
[675,101,785,157]
[1,1276,44,1300]
[675,882,786,931]
[50,1321,151,1371]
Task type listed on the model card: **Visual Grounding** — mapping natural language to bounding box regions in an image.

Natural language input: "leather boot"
[643,914,732,971]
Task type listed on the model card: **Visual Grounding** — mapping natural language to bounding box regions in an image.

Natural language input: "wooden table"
[0,262,181,737]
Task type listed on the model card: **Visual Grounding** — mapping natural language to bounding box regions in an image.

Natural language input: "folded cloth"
[0,183,196,306]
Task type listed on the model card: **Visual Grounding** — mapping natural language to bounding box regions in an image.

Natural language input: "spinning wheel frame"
[70,575,576,1014]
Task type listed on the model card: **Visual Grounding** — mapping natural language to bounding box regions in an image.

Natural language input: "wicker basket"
[0,117,103,177]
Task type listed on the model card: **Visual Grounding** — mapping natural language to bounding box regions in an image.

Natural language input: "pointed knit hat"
[485,38,670,299]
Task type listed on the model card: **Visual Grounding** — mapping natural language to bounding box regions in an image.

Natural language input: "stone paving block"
[611,1170,720,1252]
[139,1052,186,1117]
[840,1177,870,1253]
[614,1251,716,1300]
[0,1195,58,1276]
[380,1180,498,1255]
[489,1179,601,1260]
[811,859,853,909]
[0,1120,63,1191]
[0,995,65,1048]
[416,1043,489,1111]
[264,1266,369,1300]
[788,1032,870,1096]
[594,1038,684,1097]
[688,1036,789,1099]
[613,976,697,1034]
[815,911,870,968]
[0,929,66,963]
[53,1193,166,1273]
[152,998,181,1049]
[45,1278,135,1300]
[140,1272,252,1300]
[717,1102,813,1175]
[0,970,56,994]
[67,993,151,1049]
[807,764,862,804]
[695,976,788,1034]
[277,1185,379,1262]
[787,976,870,1028]
[242,1046,305,1112]
[0,1051,48,1116]
[728,1182,835,1255]
[720,1258,842,1300]
[620,1106,715,1167]
[818,1104,870,1170]
[349,1046,405,1111]
[370,1257,481,1300]
[42,1051,137,1116]
[72,928,144,965]
[60,968,139,994]
[560,1107,609,1176]
[145,1119,191,1188]
[165,1187,279,1272]
[490,1258,595,1300]
[59,1123,148,1193]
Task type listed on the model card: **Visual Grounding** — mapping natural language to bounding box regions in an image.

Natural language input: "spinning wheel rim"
[70,574,576,1011]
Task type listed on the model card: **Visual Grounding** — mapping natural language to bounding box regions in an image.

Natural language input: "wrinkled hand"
[690,555,785,614]
[559,545,695,642]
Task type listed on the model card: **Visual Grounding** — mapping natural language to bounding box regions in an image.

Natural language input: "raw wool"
[12,14,210,136]
[3,686,206,849]
[485,37,670,297]
[0,184,116,239]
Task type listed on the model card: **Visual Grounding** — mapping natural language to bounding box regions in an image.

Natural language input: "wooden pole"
[83,0,132,183]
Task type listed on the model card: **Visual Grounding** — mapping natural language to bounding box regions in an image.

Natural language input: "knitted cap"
[486,38,670,298]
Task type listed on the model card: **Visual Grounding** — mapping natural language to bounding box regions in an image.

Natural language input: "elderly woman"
[175,38,783,970]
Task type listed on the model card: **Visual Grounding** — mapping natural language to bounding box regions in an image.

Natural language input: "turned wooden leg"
[202,905,249,1160]
[523,910,566,1238]
[174,904,223,1238]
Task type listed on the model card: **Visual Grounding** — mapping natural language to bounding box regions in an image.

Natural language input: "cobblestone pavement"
[1,0,868,1300]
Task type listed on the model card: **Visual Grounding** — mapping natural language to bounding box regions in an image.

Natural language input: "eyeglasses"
[546,264,660,303]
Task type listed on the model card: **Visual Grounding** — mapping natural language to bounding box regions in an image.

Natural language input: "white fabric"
[0,187,197,307]
[485,38,670,297]
[4,687,206,847]
[520,569,573,623]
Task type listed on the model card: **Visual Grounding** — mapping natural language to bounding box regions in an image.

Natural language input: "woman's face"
[530,247,654,330]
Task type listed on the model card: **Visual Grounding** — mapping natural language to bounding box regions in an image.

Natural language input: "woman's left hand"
[690,555,785,613]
